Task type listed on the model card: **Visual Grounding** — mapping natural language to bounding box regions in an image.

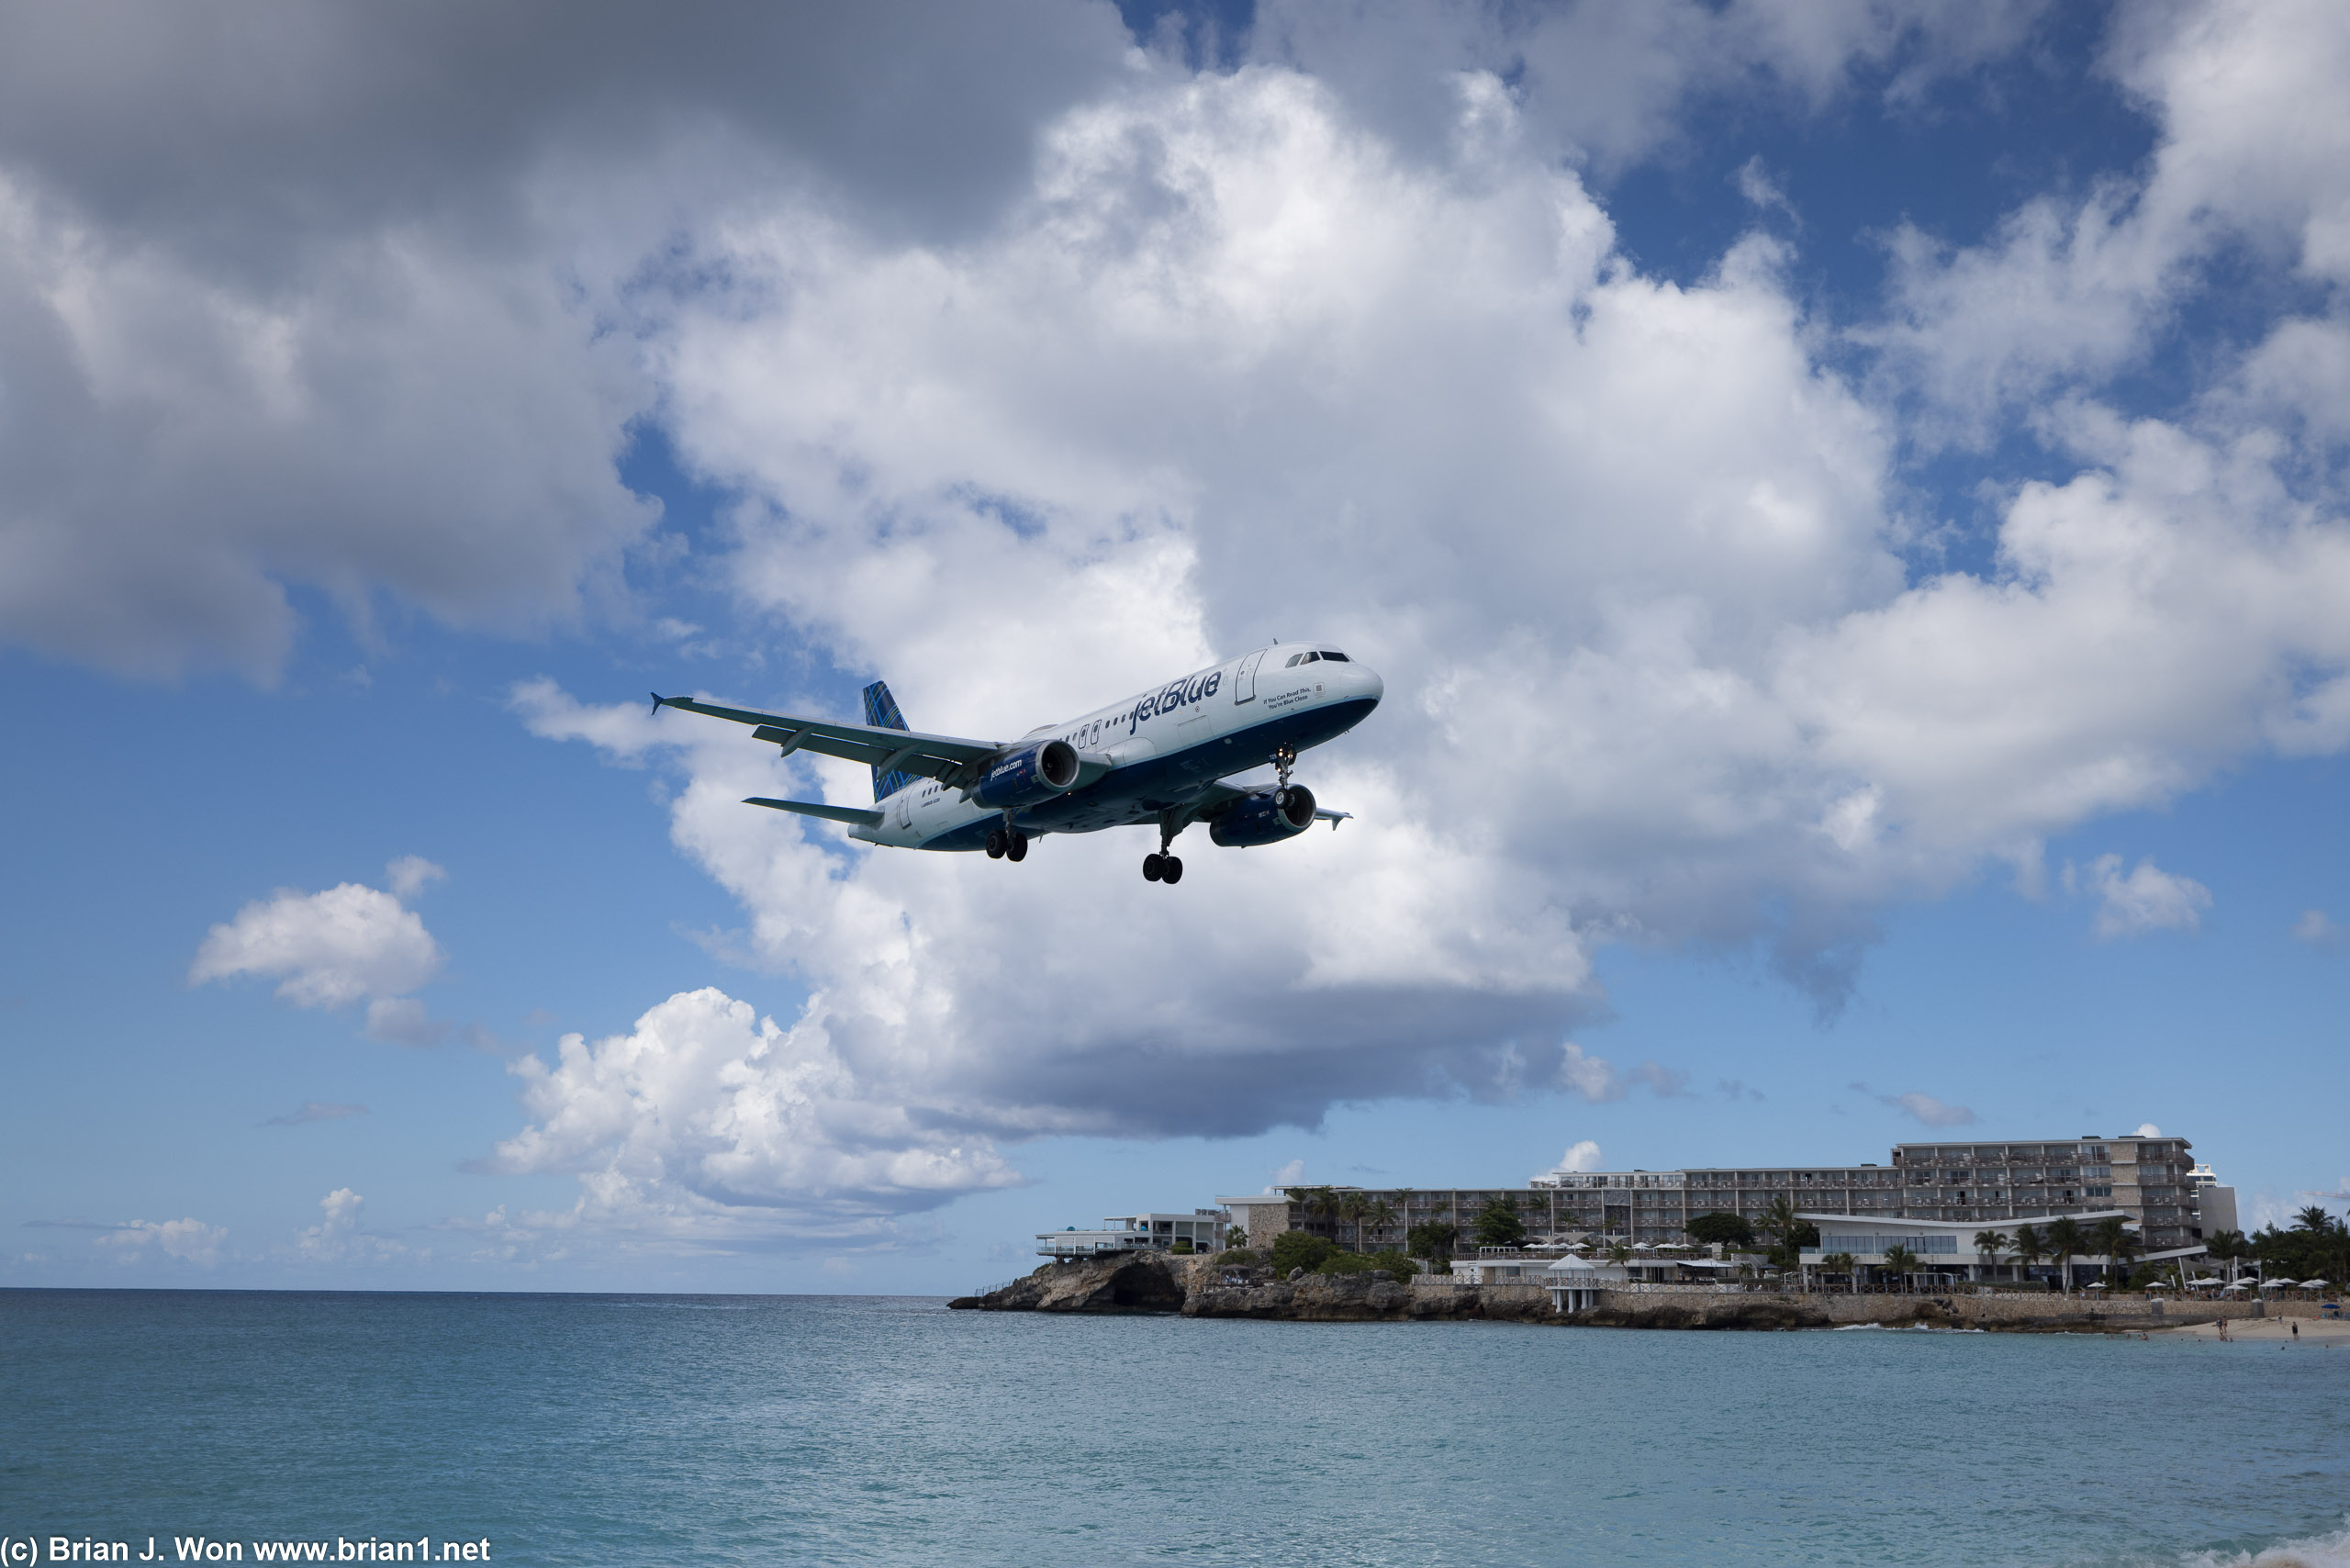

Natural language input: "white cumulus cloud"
[95,1217,226,1268]
[2075,854,2212,939]
[191,859,446,1042]
[487,988,1024,1248]
[1550,1139,1605,1174]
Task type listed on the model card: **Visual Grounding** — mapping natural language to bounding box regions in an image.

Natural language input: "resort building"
[1886,1136,2203,1249]
[1035,1210,1229,1260]
[1219,1134,2222,1256]
[1798,1210,2135,1283]
[2188,1163,2238,1236]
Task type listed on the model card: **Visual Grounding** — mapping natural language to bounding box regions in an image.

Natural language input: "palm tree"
[1339,1192,1371,1253]
[2046,1216,2084,1297]
[1881,1243,1921,1293]
[1368,1198,1397,1255]
[2088,1215,2133,1287]
[1974,1230,2012,1287]
[1821,1251,1857,1293]
[2011,1224,2047,1289]
[2207,1228,2249,1285]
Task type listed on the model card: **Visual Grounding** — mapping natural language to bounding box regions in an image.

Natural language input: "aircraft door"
[1234,649,1265,702]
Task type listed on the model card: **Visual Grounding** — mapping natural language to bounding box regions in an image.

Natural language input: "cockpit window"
[1283,654,1303,666]
[1301,650,1321,663]
[1319,650,1349,662]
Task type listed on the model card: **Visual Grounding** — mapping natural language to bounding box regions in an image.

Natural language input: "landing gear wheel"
[1143,853,1164,882]
[1005,830,1028,862]
[985,829,1006,859]
[1159,855,1183,885]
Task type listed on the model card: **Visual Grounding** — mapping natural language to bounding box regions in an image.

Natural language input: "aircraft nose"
[1353,663,1384,705]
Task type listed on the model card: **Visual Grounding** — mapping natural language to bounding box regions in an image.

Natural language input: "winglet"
[649,691,667,718]
[1315,808,1353,832]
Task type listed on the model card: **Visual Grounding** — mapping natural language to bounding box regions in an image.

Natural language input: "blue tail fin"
[862,680,914,802]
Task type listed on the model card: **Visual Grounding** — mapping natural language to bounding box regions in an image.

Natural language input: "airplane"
[648,643,1382,884]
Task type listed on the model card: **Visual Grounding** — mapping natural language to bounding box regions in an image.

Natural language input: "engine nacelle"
[1210,785,1317,847]
[971,739,1081,809]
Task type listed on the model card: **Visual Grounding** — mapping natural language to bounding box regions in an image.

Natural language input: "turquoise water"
[4,1292,2344,1567]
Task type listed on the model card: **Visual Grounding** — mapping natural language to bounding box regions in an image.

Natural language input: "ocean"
[4,1291,2344,1567]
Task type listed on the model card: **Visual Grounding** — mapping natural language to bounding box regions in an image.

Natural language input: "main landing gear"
[1142,811,1186,884]
[985,825,1028,861]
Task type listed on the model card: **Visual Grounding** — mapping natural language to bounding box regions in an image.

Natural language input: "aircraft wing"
[651,693,1006,786]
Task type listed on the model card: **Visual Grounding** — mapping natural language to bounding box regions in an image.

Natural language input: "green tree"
[1880,1243,1921,1292]
[1270,1230,1337,1275]
[1472,1194,1528,1250]
[2046,1216,2084,1297]
[2251,1208,2350,1287]
[2088,1215,2138,1286]
[1820,1251,1857,1293]
[1686,1212,1754,1249]
[1604,1239,1634,1270]
[2011,1224,2047,1289]
[1755,1196,1818,1276]
[2206,1228,2250,1284]
[1367,1198,1398,1254]
[1974,1230,2011,1286]
[1338,1192,1371,1253]
[1406,1220,1460,1261]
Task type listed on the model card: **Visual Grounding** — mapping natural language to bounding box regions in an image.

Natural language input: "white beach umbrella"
[2260,1279,2290,1289]
[2300,1279,2333,1289]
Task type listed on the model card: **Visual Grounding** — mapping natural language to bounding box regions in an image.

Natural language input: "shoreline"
[953,1252,2341,1333]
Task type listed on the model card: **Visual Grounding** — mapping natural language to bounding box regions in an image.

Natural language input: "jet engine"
[1209,786,1317,847]
[971,739,1082,809]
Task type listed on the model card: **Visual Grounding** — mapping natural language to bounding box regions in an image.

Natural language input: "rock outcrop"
[951,1255,2171,1332]
[949,1253,1188,1314]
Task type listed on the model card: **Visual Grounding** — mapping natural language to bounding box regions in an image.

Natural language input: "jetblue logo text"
[1125,671,1221,734]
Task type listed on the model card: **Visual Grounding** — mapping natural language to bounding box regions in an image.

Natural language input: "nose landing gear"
[1270,742,1300,812]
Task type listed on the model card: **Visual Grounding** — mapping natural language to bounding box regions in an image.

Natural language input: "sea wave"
[2171,1519,2350,1568]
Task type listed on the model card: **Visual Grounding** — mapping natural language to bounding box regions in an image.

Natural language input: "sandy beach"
[2165,1314,2350,1343]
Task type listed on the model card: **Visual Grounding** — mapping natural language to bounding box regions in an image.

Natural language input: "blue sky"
[4,0,2346,1293]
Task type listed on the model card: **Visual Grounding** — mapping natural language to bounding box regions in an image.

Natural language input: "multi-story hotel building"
[1220,1132,2212,1255]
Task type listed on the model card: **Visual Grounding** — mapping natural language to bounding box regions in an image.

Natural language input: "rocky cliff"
[950,1254,1547,1321]
[947,1252,1188,1313]
[949,1254,2184,1332]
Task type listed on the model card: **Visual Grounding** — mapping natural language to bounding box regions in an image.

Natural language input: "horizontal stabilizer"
[744,797,884,828]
